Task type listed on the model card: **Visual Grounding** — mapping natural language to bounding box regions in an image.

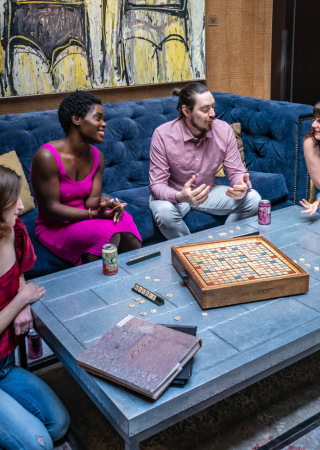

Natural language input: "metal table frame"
[30,206,320,449]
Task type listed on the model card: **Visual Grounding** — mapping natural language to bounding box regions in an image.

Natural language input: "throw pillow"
[215,122,247,178]
[309,180,316,204]
[0,151,35,216]
[215,164,225,177]
[230,122,246,168]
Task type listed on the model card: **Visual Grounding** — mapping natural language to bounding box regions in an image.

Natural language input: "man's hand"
[225,173,249,200]
[300,198,320,216]
[176,175,210,206]
[13,304,33,335]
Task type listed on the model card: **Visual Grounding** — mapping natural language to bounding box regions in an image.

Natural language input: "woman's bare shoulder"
[32,144,59,174]
[304,136,319,151]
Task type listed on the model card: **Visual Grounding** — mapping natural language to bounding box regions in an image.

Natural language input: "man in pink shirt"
[149,82,261,239]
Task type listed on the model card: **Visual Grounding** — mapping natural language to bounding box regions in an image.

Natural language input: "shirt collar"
[180,117,213,142]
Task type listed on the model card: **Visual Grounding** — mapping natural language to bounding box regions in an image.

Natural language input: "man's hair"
[305,101,320,146]
[172,82,210,118]
[58,90,102,134]
[0,166,22,239]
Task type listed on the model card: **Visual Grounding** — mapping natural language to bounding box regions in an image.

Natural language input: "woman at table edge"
[301,101,320,215]
[31,90,141,266]
[0,166,70,450]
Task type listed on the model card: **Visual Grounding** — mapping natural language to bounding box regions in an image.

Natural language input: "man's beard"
[190,116,215,135]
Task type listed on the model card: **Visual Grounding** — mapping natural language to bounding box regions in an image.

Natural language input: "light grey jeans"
[149,185,261,239]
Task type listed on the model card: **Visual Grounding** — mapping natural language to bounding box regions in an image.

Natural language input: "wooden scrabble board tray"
[171,236,309,309]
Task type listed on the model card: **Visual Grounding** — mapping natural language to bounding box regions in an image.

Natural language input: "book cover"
[77,315,202,399]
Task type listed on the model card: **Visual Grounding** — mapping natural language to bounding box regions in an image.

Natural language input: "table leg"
[125,440,140,450]
[18,339,28,370]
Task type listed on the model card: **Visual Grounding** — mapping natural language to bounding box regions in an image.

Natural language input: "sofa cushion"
[184,211,227,233]
[109,186,227,233]
[109,186,150,210]
[110,171,289,237]
[215,171,288,203]
[111,170,289,212]
[120,203,160,242]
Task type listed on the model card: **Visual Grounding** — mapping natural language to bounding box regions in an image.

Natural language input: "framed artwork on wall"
[0,0,206,97]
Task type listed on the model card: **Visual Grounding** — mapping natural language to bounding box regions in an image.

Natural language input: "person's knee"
[152,203,178,229]
[249,189,261,214]
[34,434,54,450]
[119,233,141,252]
[17,427,54,450]
[133,237,142,249]
[49,404,70,442]
[246,189,261,214]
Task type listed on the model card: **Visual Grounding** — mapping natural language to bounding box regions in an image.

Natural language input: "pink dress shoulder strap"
[40,143,64,172]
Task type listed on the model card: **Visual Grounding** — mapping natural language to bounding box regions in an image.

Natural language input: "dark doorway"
[271,0,320,106]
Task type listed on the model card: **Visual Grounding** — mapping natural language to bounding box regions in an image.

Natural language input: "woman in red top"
[0,166,70,450]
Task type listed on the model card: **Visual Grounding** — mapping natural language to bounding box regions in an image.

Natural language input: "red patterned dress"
[0,218,36,359]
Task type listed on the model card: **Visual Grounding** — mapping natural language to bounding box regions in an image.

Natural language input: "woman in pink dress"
[31,90,141,265]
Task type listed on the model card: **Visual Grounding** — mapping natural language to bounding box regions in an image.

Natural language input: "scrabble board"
[171,236,309,309]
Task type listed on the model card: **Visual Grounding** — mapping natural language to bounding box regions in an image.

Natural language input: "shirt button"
[196,173,199,176]
[196,158,199,161]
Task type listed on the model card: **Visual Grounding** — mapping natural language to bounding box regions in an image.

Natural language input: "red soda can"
[102,243,118,275]
[258,200,271,225]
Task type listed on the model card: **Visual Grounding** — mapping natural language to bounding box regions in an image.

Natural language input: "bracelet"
[88,208,93,219]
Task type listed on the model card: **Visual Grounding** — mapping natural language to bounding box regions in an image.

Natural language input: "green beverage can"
[102,243,118,275]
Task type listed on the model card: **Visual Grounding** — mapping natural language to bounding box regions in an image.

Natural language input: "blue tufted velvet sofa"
[0,92,314,279]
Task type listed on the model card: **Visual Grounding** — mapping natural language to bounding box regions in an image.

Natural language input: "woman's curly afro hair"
[58,90,102,134]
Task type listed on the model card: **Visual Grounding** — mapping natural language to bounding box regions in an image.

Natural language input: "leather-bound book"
[77,315,202,400]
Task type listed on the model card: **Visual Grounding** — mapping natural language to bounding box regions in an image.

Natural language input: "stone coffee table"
[31,205,320,450]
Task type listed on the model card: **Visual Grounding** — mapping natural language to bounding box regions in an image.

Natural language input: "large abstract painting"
[0,0,205,97]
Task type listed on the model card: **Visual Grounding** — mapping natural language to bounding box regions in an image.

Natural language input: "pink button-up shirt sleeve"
[149,129,178,203]
[223,126,252,190]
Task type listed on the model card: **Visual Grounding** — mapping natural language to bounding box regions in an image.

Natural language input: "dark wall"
[271,0,320,106]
